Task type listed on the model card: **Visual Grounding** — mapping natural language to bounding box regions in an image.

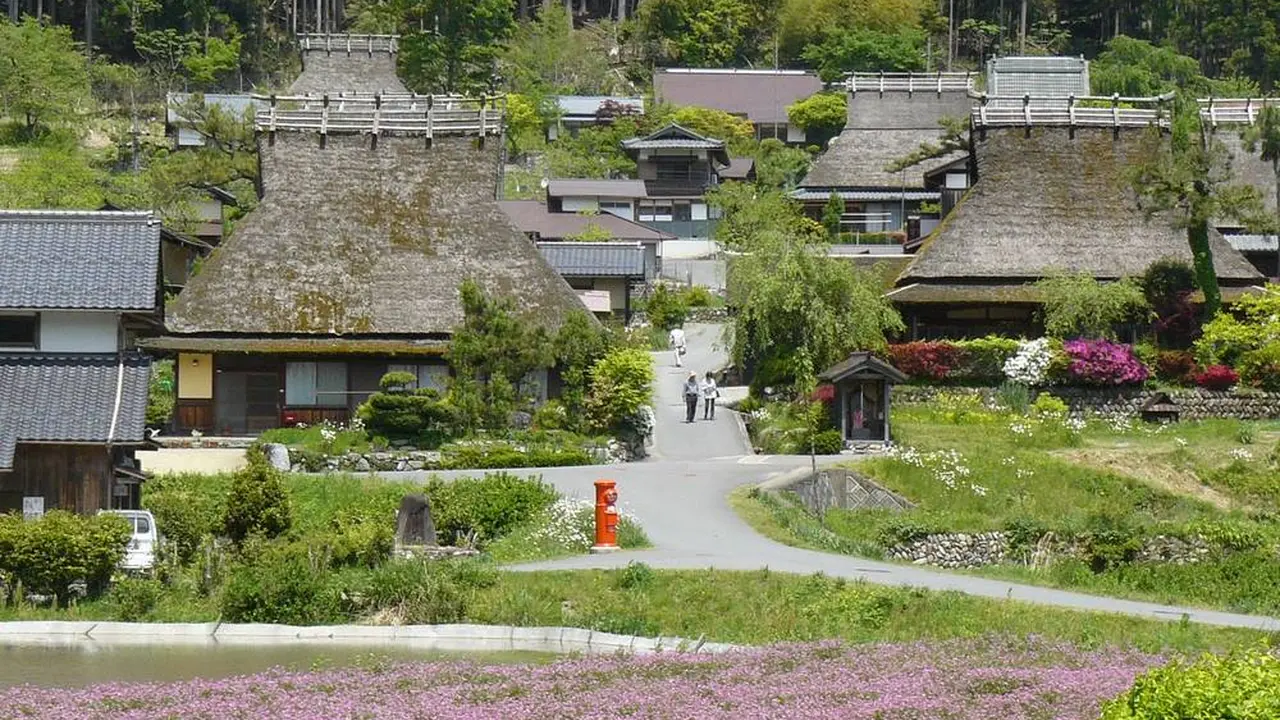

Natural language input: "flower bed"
[0,638,1161,719]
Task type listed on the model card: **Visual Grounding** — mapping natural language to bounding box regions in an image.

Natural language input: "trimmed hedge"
[0,511,131,597]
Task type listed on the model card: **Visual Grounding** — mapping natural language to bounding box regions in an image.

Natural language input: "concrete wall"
[760,467,913,516]
[561,197,598,213]
[38,311,119,353]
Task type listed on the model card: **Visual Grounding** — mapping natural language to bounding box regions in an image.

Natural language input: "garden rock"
[395,494,437,547]
[353,456,371,472]
[262,443,291,471]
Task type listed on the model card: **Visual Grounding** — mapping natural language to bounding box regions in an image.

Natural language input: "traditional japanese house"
[890,94,1265,339]
[1200,98,1280,279]
[499,198,671,275]
[622,124,730,240]
[793,73,976,240]
[144,35,585,435]
[653,68,823,143]
[0,211,161,513]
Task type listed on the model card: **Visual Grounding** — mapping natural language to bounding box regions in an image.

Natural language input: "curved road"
[402,323,1280,633]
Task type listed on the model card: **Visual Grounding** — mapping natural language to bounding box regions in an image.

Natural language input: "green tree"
[500,4,613,95]
[786,92,846,147]
[1091,35,1259,98]
[752,138,812,190]
[446,280,554,432]
[133,28,200,90]
[1034,273,1151,339]
[553,310,614,429]
[0,19,91,135]
[776,0,925,63]
[1131,102,1267,318]
[659,105,756,152]
[801,27,926,82]
[635,0,774,68]
[181,32,242,88]
[821,191,845,238]
[398,0,515,94]
[0,148,104,208]
[709,183,823,251]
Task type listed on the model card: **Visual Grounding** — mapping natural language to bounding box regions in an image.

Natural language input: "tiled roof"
[0,211,160,311]
[546,179,648,198]
[1226,234,1280,252]
[538,242,647,277]
[720,157,755,180]
[654,68,822,125]
[0,353,151,470]
[791,189,941,202]
[500,200,672,242]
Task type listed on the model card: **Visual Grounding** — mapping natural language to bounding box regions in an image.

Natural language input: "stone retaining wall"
[886,531,1217,569]
[761,467,913,516]
[893,385,1280,421]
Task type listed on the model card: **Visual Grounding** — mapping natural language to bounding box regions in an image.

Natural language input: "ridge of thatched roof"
[898,126,1263,286]
[165,133,585,337]
[290,33,408,95]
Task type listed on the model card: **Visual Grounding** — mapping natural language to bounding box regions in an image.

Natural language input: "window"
[0,314,38,349]
[134,515,151,534]
[655,160,692,182]
[672,201,692,222]
[285,361,348,406]
[638,201,673,223]
[599,201,632,220]
[387,364,450,393]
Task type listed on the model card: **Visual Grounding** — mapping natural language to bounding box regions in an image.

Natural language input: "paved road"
[388,323,1280,633]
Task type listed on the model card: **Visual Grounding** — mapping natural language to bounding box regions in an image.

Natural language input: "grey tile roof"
[0,353,151,470]
[654,69,822,125]
[546,179,648,198]
[986,56,1090,107]
[537,242,647,277]
[0,211,160,311]
[556,95,645,120]
[791,189,941,201]
[1226,234,1279,252]
[499,200,672,242]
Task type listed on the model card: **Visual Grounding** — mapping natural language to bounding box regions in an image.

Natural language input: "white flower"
[1000,456,1016,466]
[1009,422,1033,437]
[1174,437,1189,448]
[1229,448,1254,461]
[1015,468,1035,479]
[1065,417,1087,433]
[969,483,988,497]
[1003,338,1056,386]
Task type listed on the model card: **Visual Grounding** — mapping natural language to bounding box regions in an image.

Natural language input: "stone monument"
[395,494,437,548]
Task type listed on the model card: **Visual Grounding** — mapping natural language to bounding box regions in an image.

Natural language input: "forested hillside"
[0,0,1275,228]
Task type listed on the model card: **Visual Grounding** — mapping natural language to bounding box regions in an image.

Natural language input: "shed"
[817,352,908,444]
[1140,392,1180,424]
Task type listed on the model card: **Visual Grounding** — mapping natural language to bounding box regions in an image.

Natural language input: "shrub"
[1193,364,1238,391]
[342,558,496,624]
[887,341,961,381]
[644,284,688,331]
[220,543,343,625]
[357,385,457,448]
[1237,344,1280,391]
[615,561,655,590]
[586,347,654,432]
[1035,273,1149,339]
[1154,350,1196,385]
[145,358,175,429]
[1030,392,1069,419]
[531,399,569,431]
[144,477,222,565]
[423,472,558,545]
[221,455,293,544]
[953,336,1020,382]
[1101,645,1280,720]
[1062,339,1149,386]
[996,381,1031,413]
[1194,286,1280,366]
[805,429,845,455]
[1003,338,1059,386]
[0,511,131,597]
[107,577,164,621]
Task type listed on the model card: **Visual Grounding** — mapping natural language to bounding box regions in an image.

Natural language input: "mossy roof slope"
[899,127,1263,285]
[165,133,585,336]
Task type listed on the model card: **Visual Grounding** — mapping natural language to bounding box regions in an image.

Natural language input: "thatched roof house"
[794,73,976,237]
[289,33,408,94]
[891,107,1264,338]
[148,88,585,434]
[1200,98,1280,278]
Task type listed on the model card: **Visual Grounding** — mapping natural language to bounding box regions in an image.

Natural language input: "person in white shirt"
[701,371,719,420]
[669,326,687,367]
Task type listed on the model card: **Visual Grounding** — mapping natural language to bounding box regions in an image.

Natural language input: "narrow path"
[391,323,1280,633]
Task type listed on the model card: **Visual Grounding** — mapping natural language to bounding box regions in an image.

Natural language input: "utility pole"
[947,0,954,71]
[1019,0,1027,54]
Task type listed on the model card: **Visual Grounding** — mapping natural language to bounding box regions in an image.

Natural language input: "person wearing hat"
[682,372,701,423]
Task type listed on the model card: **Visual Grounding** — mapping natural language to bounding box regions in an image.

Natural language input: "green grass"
[258,426,371,455]
[742,405,1280,616]
[4,567,1272,655]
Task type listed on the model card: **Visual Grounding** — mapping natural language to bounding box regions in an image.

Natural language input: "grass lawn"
[745,401,1280,615]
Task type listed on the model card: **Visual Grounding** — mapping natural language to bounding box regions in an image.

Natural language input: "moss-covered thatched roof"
[289,33,408,95]
[897,127,1263,291]
[164,132,585,338]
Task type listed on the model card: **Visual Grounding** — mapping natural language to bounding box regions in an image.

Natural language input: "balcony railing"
[638,219,718,239]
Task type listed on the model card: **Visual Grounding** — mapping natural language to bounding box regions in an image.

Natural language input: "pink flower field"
[0,638,1162,719]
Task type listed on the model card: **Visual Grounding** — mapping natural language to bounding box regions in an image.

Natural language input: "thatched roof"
[164,132,585,339]
[897,127,1263,293]
[801,87,972,189]
[289,34,408,95]
[1212,131,1279,218]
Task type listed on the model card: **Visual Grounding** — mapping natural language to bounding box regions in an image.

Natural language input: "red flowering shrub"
[1154,351,1196,385]
[811,383,836,402]
[887,342,962,381]
[1063,340,1149,386]
[1193,364,1238,391]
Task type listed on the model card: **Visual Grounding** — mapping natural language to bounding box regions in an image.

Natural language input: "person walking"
[669,326,687,367]
[701,371,719,420]
[683,372,700,423]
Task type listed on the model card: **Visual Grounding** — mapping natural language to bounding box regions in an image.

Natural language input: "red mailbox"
[592,480,619,553]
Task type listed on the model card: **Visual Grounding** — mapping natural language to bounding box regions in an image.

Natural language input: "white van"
[100,509,158,571]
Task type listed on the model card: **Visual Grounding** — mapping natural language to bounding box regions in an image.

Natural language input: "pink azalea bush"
[0,638,1162,720]
[1062,339,1149,386]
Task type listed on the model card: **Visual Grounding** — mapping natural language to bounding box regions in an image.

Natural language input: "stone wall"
[893,385,1280,421]
[885,531,1217,569]
[765,467,914,516]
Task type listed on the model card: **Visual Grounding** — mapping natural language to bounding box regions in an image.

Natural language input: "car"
[100,509,159,571]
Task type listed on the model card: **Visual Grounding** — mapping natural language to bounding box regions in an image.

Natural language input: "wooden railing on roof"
[297,33,399,54]
[970,92,1173,129]
[253,93,505,137]
[841,71,976,95]
[1198,98,1280,127]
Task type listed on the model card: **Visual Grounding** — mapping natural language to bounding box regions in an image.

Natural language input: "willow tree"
[1130,99,1265,318]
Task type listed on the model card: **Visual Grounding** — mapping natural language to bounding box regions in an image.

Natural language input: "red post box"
[591,480,619,553]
